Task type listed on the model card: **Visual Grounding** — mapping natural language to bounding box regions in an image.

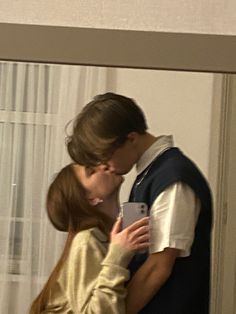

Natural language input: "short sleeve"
[149,182,201,257]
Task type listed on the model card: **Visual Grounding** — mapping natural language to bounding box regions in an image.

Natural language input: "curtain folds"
[0,62,109,313]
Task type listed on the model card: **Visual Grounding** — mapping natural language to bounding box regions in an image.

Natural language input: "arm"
[69,218,149,314]
[84,242,133,314]
[126,248,179,314]
[69,234,133,314]
[126,182,200,314]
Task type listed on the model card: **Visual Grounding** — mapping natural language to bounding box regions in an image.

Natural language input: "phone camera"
[140,209,145,214]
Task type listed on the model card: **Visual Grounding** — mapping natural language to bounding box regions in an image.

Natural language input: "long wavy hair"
[29,163,113,313]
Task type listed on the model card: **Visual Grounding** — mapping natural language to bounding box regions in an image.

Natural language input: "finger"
[137,242,150,250]
[136,234,150,243]
[128,217,150,232]
[129,227,150,243]
[111,217,122,235]
[132,241,150,252]
[132,225,150,237]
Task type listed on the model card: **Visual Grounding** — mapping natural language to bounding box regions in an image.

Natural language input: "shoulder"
[70,227,108,257]
[71,227,108,251]
[149,147,202,183]
[59,228,108,282]
[159,148,194,170]
[57,228,109,308]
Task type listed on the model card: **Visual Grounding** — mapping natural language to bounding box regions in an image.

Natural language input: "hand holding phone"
[110,215,150,254]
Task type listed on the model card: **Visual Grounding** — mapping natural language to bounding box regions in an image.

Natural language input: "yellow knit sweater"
[43,227,134,314]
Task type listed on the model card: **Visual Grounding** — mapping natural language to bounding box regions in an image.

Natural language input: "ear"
[127,132,139,143]
[88,198,104,206]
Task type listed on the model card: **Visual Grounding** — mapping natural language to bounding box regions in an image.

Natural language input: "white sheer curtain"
[0,61,109,313]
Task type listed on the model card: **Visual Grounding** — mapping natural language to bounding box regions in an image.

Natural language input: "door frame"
[220,75,236,314]
[209,74,236,314]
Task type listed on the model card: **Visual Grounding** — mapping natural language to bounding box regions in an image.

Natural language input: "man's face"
[73,164,123,201]
[106,138,138,175]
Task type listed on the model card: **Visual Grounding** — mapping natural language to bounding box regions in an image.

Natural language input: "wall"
[110,68,225,314]
[0,1,236,35]
[107,68,214,202]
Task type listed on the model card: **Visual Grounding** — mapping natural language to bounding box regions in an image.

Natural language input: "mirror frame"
[0,21,234,314]
[1,22,236,73]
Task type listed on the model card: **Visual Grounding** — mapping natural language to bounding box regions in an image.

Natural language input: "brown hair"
[67,92,148,166]
[29,164,113,313]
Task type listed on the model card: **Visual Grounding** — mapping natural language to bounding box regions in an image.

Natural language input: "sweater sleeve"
[67,232,134,314]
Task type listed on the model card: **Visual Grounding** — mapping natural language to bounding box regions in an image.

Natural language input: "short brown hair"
[67,92,147,165]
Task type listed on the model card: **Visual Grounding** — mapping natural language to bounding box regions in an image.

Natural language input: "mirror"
[0,23,235,314]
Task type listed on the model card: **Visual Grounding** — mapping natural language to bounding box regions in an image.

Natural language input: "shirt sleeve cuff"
[149,238,192,257]
[102,243,134,268]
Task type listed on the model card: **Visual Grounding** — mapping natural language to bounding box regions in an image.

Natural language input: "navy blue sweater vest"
[129,147,212,314]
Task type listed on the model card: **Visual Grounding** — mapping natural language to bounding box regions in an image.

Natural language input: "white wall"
[0,1,236,35]
[108,68,214,202]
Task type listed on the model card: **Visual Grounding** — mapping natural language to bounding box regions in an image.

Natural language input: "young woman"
[29,163,149,314]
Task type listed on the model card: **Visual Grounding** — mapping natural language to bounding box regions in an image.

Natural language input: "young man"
[67,93,212,314]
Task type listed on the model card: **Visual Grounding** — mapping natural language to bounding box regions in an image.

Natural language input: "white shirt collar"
[136,135,174,175]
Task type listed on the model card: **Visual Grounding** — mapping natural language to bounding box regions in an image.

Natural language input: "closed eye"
[85,166,95,176]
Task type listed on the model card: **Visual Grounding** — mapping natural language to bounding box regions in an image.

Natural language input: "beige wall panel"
[110,69,214,202]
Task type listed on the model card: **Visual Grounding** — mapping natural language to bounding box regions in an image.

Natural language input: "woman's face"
[73,164,123,203]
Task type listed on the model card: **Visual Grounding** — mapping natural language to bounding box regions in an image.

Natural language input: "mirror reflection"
[0,61,234,314]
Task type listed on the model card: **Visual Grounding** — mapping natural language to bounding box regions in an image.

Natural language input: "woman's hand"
[110,216,150,253]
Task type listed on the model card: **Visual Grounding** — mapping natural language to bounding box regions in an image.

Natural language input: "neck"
[136,132,157,160]
[97,191,120,222]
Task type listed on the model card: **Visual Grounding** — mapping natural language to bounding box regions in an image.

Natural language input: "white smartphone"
[120,202,148,229]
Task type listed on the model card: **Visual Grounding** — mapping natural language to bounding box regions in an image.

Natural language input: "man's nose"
[96,164,112,172]
[106,164,116,173]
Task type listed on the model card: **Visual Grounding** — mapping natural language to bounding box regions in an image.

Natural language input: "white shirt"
[136,135,200,257]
